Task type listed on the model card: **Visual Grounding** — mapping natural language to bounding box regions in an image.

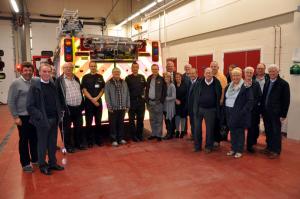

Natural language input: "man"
[210,61,228,146]
[182,64,192,87]
[105,67,130,147]
[81,61,105,147]
[254,63,269,92]
[50,65,57,82]
[125,62,146,142]
[55,62,85,153]
[262,64,290,159]
[244,67,262,153]
[145,64,166,141]
[192,68,222,152]
[166,60,176,83]
[27,63,64,175]
[7,62,38,173]
[186,68,198,139]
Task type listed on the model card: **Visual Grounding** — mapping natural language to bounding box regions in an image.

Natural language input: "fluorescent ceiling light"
[115,0,159,28]
[10,0,19,13]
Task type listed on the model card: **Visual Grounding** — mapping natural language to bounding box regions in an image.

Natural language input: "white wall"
[0,20,15,104]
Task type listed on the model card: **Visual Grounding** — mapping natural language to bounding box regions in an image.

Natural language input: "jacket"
[105,78,130,110]
[27,78,62,129]
[145,74,166,104]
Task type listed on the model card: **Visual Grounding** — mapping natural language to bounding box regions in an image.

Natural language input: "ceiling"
[0,0,155,24]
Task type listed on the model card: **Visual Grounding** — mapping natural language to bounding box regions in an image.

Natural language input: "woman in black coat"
[174,73,188,138]
[224,67,254,158]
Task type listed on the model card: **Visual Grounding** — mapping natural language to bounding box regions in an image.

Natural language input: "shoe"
[179,131,186,138]
[260,148,271,155]
[31,162,39,166]
[138,136,144,141]
[163,134,173,140]
[247,147,255,153]
[148,136,156,140]
[23,165,34,173]
[56,146,61,150]
[226,151,235,156]
[112,141,119,147]
[78,146,87,150]
[67,148,75,153]
[88,143,93,148]
[204,148,212,153]
[132,137,139,142]
[234,153,243,158]
[157,137,162,141]
[193,148,201,152]
[268,152,280,159]
[96,142,103,147]
[119,140,127,145]
[49,164,64,171]
[213,142,220,149]
[40,166,51,175]
[175,131,180,138]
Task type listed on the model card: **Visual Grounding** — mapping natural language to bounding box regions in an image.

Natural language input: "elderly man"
[125,62,146,142]
[244,66,262,153]
[7,62,38,173]
[192,68,222,152]
[105,67,130,147]
[210,61,228,147]
[186,67,198,139]
[145,64,166,141]
[262,64,290,159]
[166,60,176,83]
[27,63,64,175]
[254,63,269,92]
[182,64,192,87]
[55,62,85,153]
[81,61,105,147]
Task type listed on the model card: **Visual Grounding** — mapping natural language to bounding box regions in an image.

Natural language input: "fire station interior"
[0,0,300,198]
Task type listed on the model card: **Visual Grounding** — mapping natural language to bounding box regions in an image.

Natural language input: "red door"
[189,54,213,77]
[224,49,260,75]
[166,57,177,72]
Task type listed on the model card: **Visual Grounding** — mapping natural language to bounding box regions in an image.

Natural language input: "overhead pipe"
[277,25,282,70]
[273,25,277,64]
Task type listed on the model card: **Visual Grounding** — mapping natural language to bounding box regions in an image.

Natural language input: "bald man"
[55,62,85,153]
[166,61,176,83]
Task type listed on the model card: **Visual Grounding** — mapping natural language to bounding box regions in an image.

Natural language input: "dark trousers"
[63,105,84,149]
[230,128,245,153]
[247,110,260,149]
[36,118,58,166]
[189,114,195,137]
[128,103,145,139]
[263,110,282,154]
[85,102,102,145]
[109,110,126,142]
[194,107,216,150]
[17,116,38,167]
[163,112,175,136]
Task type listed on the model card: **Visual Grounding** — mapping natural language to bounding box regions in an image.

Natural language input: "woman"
[224,67,253,158]
[174,73,188,138]
[163,72,176,140]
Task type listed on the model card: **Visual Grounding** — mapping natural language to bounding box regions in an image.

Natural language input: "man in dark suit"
[186,68,198,140]
[182,64,192,87]
[262,64,290,159]
[166,60,176,83]
[27,63,64,175]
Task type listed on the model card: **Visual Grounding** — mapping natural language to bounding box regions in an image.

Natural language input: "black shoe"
[67,148,75,153]
[175,131,180,138]
[157,137,162,142]
[163,134,173,140]
[88,143,94,148]
[268,152,280,159]
[40,166,51,175]
[148,136,156,140]
[247,147,255,153]
[96,142,103,147]
[132,137,139,142]
[138,136,144,141]
[179,131,186,138]
[49,164,64,171]
[78,146,87,150]
[193,148,201,152]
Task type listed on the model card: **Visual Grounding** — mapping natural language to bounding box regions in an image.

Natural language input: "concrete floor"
[0,105,300,199]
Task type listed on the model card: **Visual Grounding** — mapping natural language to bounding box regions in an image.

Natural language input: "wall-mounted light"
[10,0,19,13]
[115,0,163,29]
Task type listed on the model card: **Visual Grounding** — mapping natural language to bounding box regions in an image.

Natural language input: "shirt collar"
[205,78,213,85]
[64,74,74,80]
[20,75,31,83]
[270,78,277,83]
[40,78,50,84]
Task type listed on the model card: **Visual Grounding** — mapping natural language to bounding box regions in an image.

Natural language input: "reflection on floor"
[0,105,300,199]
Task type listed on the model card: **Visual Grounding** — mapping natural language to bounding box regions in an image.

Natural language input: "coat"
[261,76,290,118]
[145,74,167,104]
[223,84,254,129]
[175,82,188,117]
[105,78,130,110]
[27,78,62,129]
[164,83,176,120]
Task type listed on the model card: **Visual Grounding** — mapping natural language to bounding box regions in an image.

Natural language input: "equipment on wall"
[0,50,6,80]
[290,48,300,75]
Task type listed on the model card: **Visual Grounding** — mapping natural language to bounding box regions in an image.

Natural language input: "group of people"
[7,59,290,176]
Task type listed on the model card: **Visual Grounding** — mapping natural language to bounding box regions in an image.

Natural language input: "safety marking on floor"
[0,125,15,154]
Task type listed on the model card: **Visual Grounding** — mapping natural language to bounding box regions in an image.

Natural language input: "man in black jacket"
[55,62,85,153]
[145,64,166,141]
[262,64,290,159]
[192,68,222,152]
[27,63,64,175]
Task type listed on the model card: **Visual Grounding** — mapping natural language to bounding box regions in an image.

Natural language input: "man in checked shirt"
[56,62,86,153]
